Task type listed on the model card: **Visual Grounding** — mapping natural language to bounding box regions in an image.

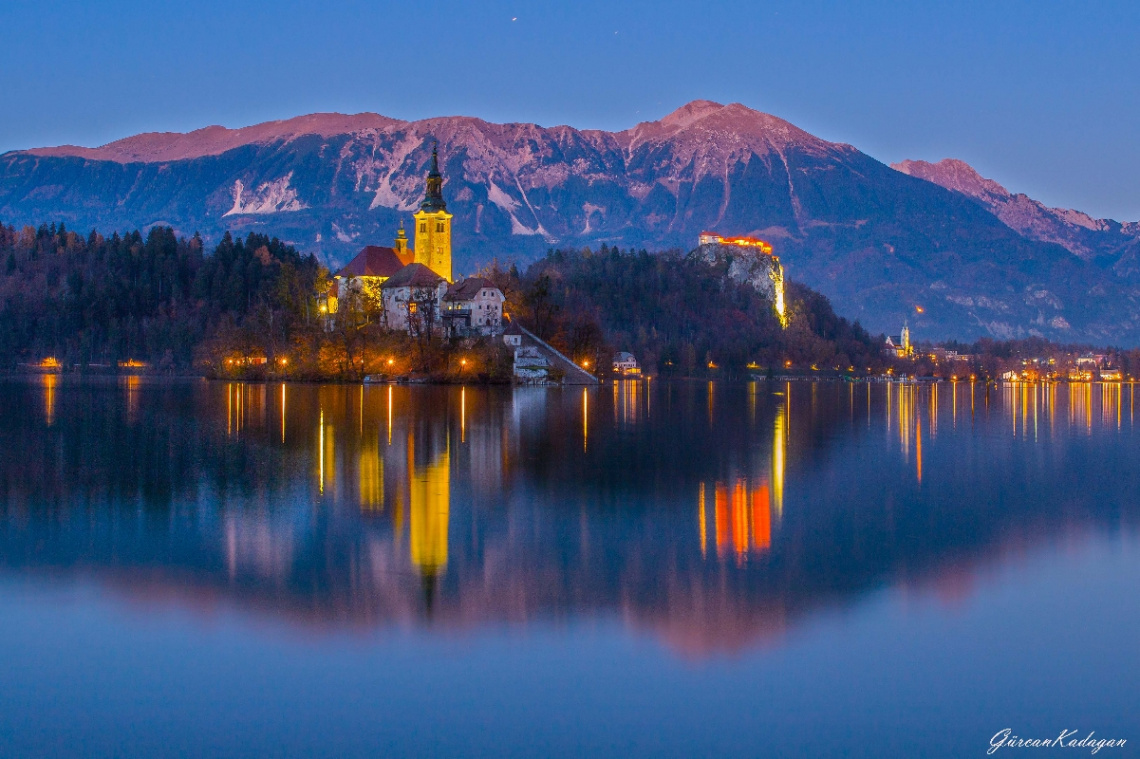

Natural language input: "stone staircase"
[515,325,599,385]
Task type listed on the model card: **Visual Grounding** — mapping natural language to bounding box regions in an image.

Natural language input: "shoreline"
[6,370,1137,386]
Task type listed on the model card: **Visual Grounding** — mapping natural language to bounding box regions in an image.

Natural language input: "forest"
[0,222,320,370]
[0,222,889,379]
[487,245,886,376]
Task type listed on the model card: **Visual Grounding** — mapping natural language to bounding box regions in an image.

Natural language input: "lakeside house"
[442,277,505,337]
[612,352,641,376]
[380,263,450,332]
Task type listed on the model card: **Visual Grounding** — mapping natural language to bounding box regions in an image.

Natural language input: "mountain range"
[3,100,1140,343]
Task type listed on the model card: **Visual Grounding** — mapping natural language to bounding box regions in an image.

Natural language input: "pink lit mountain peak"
[7,101,1140,342]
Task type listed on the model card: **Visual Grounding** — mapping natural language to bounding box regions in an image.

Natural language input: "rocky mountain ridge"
[4,101,1140,343]
[893,158,1140,269]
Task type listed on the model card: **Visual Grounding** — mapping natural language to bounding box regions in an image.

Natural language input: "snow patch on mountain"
[486,180,546,237]
[332,223,357,243]
[224,173,306,216]
[368,134,421,211]
[582,203,604,234]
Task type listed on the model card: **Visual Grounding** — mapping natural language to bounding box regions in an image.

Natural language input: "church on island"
[324,146,504,337]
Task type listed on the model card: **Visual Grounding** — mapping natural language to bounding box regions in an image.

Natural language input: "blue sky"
[2,0,1138,219]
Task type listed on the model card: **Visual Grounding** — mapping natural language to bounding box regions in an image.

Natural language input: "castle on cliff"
[696,232,787,327]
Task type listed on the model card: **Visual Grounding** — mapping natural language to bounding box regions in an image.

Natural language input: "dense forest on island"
[488,245,886,376]
[0,221,898,379]
[0,222,321,369]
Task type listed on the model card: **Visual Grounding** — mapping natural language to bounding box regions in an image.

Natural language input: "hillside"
[893,158,1140,270]
[4,101,1140,343]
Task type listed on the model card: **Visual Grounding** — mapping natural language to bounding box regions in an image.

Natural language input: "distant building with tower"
[884,323,913,357]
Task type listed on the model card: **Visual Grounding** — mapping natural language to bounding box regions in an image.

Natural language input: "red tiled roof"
[443,277,498,302]
[380,262,446,289]
[337,245,411,278]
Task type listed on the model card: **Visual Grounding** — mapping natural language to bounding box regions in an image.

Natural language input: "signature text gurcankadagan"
[990,729,1127,755]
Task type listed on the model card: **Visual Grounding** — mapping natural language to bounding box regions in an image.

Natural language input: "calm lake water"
[0,377,1137,758]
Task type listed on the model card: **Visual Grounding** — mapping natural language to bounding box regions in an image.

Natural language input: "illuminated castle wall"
[696,232,786,327]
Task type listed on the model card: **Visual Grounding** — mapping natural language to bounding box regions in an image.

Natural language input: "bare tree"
[405,285,441,370]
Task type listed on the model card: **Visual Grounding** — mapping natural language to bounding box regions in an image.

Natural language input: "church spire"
[421,144,447,212]
[412,143,454,282]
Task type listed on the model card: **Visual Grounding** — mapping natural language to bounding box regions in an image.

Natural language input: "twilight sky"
[2,0,1138,220]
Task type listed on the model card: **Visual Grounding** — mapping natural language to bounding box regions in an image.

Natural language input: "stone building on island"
[442,277,505,337]
[380,263,449,332]
[323,145,505,338]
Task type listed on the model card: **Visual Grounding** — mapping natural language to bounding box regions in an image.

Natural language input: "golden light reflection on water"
[614,379,642,426]
[16,377,1140,658]
[359,433,383,512]
[318,408,325,495]
[582,387,588,452]
[42,374,57,427]
[409,440,449,577]
[122,375,140,424]
[213,379,1140,593]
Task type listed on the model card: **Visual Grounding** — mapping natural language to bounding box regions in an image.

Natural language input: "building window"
[436,222,444,233]
[419,223,426,233]
[409,302,418,314]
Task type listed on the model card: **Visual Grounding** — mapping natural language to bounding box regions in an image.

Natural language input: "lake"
[0,377,1137,757]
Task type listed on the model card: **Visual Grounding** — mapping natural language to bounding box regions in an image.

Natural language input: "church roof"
[381,262,446,289]
[443,277,498,302]
[337,245,410,278]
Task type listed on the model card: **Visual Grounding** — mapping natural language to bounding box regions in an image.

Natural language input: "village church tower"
[413,146,453,283]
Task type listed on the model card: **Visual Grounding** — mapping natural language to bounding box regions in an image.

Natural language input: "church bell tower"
[413,145,453,282]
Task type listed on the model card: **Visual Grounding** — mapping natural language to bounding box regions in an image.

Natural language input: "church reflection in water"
[4,377,1140,656]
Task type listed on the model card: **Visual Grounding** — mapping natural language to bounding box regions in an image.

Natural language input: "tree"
[405,285,442,370]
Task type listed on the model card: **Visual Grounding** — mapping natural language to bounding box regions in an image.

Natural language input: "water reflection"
[3,378,1140,655]
[42,373,57,427]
